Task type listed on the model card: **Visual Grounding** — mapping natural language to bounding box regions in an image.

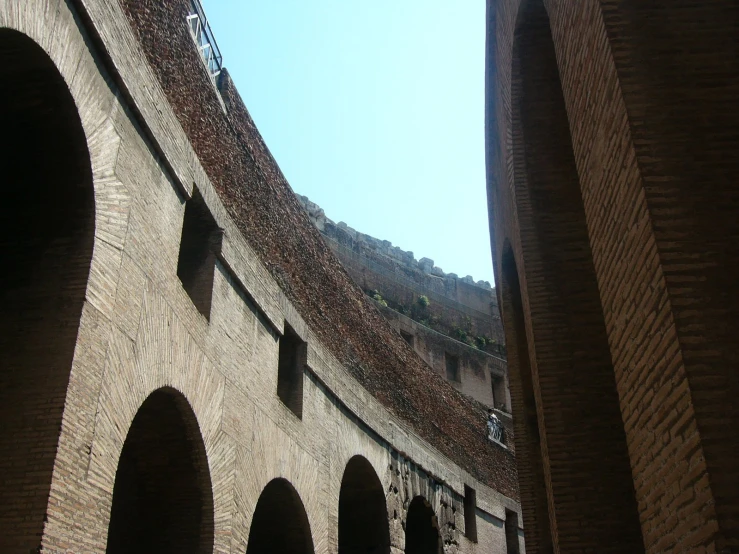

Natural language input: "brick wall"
[0,29,95,552]
[0,2,524,551]
[115,0,518,493]
[487,0,739,551]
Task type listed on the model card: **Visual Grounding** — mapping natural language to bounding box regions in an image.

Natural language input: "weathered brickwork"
[297,195,510,409]
[377,302,510,411]
[0,0,522,552]
[486,0,739,552]
[112,0,515,492]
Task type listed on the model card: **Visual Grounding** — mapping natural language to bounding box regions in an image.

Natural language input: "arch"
[404,496,440,554]
[246,478,315,554]
[0,29,95,552]
[508,0,643,551]
[338,455,390,554]
[106,388,214,554]
[500,245,552,554]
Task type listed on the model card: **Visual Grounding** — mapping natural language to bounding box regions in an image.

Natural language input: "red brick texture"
[487,0,739,552]
[0,29,95,552]
[501,249,553,554]
[112,0,518,495]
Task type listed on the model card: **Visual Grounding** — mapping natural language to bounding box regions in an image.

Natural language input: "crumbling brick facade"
[486,0,739,552]
[297,195,510,411]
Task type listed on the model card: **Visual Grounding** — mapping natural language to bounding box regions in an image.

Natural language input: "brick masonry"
[0,0,523,552]
[296,195,510,409]
[486,0,739,552]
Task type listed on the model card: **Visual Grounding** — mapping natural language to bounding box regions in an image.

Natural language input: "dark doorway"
[0,29,95,553]
[339,456,390,554]
[106,389,214,554]
[246,478,314,554]
[404,496,439,554]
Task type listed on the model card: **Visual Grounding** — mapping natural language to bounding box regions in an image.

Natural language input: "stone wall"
[375,301,510,412]
[296,195,509,408]
[299,195,505,343]
[0,0,522,552]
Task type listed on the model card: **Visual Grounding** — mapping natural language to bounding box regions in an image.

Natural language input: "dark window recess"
[463,485,477,542]
[492,374,507,411]
[400,330,414,347]
[277,324,306,418]
[177,189,222,320]
[504,509,520,554]
[445,353,459,382]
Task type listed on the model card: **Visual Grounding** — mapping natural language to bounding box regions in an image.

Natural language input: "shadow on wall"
[0,28,95,554]
[405,496,441,554]
[106,388,215,554]
[339,455,391,554]
[245,478,315,554]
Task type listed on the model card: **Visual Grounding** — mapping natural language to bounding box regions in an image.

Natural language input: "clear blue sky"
[204,1,494,285]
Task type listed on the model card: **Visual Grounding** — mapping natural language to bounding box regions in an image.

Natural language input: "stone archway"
[106,388,214,554]
[0,28,95,553]
[404,496,440,554]
[246,478,314,554]
[339,455,390,554]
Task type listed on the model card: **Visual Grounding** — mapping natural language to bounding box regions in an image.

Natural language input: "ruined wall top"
[298,195,494,290]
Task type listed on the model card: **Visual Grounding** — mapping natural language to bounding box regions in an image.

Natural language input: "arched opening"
[106,388,214,554]
[404,496,439,554]
[338,455,390,554]
[501,247,553,554]
[0,29,95,552]
[509,0,644,551]
[246,478,314,554]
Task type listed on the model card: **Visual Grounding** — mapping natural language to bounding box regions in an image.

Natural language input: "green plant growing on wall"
[417,295,430,308]
[452,326,468,343]
[366,289,388,307]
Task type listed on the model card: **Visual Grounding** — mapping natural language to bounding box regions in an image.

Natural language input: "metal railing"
[187,0,223,83]
[487,418,505,444]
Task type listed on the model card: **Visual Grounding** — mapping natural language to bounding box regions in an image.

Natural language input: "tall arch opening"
[509,0,644,551]
[338,455,390,554]
[404,496,439,554]
[0,29,95,552]
[500,247,552,554]
[246,478,314,554]
[106,389,214,554]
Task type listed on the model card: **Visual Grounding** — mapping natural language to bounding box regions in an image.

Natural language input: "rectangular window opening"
[504,509,520,554]
[177,188,222,320]
[277,323,306,418]
[400,330,414,347]
[464,485,478,542]
[492,374,507,411]
[445,353,459,382]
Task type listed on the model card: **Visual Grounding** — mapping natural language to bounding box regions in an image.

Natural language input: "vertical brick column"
[501,248,553,554]
[589,2,739,551]
[504,1,645,550]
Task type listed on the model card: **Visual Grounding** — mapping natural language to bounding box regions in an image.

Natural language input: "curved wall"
[0,1,521,552]
[486,0,739,552]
